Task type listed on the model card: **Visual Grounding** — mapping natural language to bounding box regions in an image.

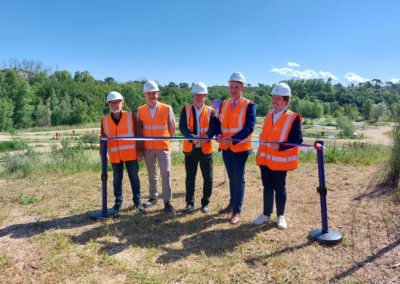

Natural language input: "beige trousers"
[143,149,172,202]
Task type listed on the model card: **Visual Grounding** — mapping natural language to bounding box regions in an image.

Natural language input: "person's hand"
[137,156,143,162]
[216,134,222,143]
[270,141,279,150]
[201,135,208,144]
[192,135,199,145]
[222,137,232,146]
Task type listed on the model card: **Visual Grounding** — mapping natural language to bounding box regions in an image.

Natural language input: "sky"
[1,0,399,87]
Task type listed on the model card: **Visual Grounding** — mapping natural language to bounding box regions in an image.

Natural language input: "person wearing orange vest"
[216,72,256,225]
[254,83,303,229]
[100,91,145,213]
[137,81,176,213]
[179,82,218,214]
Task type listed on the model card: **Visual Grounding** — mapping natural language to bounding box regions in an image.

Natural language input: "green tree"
[311,99,324,118]
[34,99,51,127]
[370,102,387,121]
[332,110,341,118]
[0,98,14,131]
[361,99,374,120]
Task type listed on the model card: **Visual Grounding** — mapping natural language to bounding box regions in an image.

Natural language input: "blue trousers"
[260,165,287,217]
[222,149,249,213]
[111,160,141,205]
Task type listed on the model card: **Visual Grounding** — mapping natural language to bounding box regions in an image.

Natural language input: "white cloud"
[269,67,293,75]
[344,73,370,84]
[287,62,300,67]
[390,78,400,84]
[318,71,338,80]
[288,69,318,79]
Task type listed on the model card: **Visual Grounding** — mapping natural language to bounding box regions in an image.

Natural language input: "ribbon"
[101,136,324,151]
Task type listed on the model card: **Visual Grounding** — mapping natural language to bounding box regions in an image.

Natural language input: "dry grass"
[1,163,400,283]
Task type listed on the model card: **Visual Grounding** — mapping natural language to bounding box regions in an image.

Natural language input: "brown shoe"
[218,205,233,214]
[231,213,241,225]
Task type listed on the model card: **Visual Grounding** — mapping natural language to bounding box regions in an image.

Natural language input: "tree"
[311,99,324,118]
[0,98,14,131]
[361,99,374,120]
[168,82,178,88]
[370,102,387,121]
[337,116,355,137]
[104,77,116,85]
[332,110,341,118]
[34,99,51,127]
[179,83,189,89]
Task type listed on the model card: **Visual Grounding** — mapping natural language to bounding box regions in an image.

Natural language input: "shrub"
[388,123,400,184]
[0,139,28,152]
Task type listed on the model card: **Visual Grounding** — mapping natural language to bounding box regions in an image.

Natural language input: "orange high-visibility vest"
[256,110,302,171]
[218,98,253,152]
[138,103,171,150]
[183,105,214,154]
[102,111,137,163]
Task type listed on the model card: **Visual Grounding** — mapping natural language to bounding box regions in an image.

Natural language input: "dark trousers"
[260,165,287,217]
[222,148,249,213]
[185,148,213,207]
[111,160,141,205]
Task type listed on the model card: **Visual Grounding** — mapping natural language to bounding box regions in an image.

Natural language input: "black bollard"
[308,140,343,244]
[90,137,119,220]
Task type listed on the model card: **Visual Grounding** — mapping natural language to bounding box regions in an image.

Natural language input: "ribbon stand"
[90,137,119,220]
[308,140,342,244]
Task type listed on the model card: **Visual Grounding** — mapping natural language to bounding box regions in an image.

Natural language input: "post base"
[308,229,342,245]
[90,209,119,220]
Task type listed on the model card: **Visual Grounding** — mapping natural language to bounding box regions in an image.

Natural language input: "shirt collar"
[111,110,123,120]
[148,101,159,110]
[194,104,205,112]
[231,96,242,104]
[273,107,287,116]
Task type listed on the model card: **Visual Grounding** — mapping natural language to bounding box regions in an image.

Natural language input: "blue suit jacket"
[216,100,257,154]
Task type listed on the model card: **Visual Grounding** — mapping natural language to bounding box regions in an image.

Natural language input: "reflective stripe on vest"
[182,105,214,154]
[138,103,171,150]
[257,152,299,162]
[218,98,253,152]
[102,111,137,163]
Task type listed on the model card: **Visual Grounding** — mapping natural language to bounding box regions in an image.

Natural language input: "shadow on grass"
[0,212,93,239]
[329,237,400,283]
[244,241,313,266]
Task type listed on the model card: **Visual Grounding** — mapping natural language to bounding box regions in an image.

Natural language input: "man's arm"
[205,108,218,138]
[279,115,303,151]
[231,102,256,145]
[179,106,195,139]
[132,113,144,157]
[168,106,176,137]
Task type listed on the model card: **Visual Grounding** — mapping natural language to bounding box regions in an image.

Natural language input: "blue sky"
[1,0,399,87]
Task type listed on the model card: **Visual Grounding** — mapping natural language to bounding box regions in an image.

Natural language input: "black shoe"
[111,202,122,212]
[143,198,158,208]
[135,203,146,213]
[164,201,175,213]
[201,205,209,213]
[182,204,195,214]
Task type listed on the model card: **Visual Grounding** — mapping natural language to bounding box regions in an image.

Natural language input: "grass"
[1,161,400,283]
[0,139,28,152]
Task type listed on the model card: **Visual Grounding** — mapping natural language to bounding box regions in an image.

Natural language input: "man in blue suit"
[216,72,256,224]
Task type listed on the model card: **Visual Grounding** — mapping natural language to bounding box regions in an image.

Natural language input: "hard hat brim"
[270,92,291,96]
[228,80,246,85]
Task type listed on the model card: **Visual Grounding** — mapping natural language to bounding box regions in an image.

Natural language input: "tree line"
[0,58,399,131]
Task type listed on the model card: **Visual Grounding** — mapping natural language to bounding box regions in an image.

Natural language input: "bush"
[388,123,400,184]
[337,116,355,137]
[81,132,100,146]
[332,110,341,118]
[0,139,28,152]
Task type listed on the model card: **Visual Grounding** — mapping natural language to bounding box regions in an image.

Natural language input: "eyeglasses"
[193,94,206,98]
[108,101,122,106]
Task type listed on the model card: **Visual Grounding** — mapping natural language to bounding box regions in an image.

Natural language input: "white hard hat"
[143,80,159,93]
[271,83,291,96]
[107,91,124,102]
[191,82,208,94]
[228,72,246,85]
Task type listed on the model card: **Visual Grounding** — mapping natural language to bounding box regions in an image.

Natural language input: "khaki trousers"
[144,149,172,202]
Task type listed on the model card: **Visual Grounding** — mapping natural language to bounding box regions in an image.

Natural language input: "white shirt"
[194,104,205,148]
[273,107,288,125]
[148,102,159,119]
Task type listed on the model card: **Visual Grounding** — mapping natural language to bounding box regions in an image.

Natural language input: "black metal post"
[90,137,119,220]
[308,140,343,244]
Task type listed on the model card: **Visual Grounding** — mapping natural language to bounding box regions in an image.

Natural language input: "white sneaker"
[253,213,270,225]
[277,215,287,229]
